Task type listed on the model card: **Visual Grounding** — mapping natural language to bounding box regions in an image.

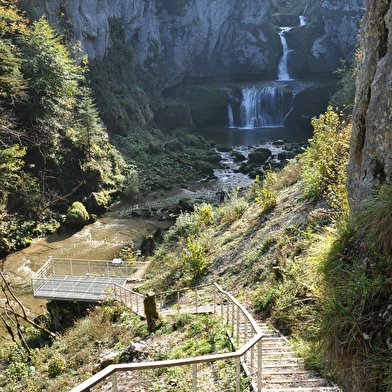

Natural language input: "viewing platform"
[31,257,145,302]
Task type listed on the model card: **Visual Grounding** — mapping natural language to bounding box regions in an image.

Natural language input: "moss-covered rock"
[177,85,231,127]
[248,148,272,164]
[193,160,214,175]
[65,202,90,228]
[164,139,183,152]
[155,100,192,132]
[88,192,109,215]
[216,144,233,152]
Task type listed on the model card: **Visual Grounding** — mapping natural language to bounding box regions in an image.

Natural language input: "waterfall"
[239,86,293,128]
[228,104,234,127]
[277,27,293,81]
[299,15,308,26]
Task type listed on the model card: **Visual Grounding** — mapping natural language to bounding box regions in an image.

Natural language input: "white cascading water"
[277,27,293,81]
[228,104,234,127]
[232,16,309,128]
[299,15,308,26]
[239,86,291,128]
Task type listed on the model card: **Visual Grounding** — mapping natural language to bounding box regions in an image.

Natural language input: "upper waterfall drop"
[277,27,293,81]
[299,15,308,26]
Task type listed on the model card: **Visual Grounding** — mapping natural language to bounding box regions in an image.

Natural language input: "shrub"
[181,235,208,277]
[299,107,351,204]
[65,201,90,228]
[249,172,277,213]
[47,354,66,378]
[194,203,215,226]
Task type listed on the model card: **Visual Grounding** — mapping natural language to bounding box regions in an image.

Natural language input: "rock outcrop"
[347,0,392,215]
[38,0,364,88]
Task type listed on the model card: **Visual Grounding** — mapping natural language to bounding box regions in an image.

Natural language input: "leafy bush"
[299,107,351,206]
[181,235,209,277]
[65,201,89,228]
[216,193,248,224]
[47,354,66,378]
[249,172,277,213]
[194,203,214,226]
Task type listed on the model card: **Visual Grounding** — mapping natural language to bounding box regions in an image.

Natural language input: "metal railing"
[36,257,146,278]
[70,283,264,392]
[31,257,147,300]
[113,283,146,317]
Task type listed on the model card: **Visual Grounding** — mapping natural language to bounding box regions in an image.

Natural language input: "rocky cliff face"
[38,0,364,88]
[347,0,392,215]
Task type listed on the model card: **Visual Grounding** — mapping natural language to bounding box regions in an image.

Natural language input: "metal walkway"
[33,275,127,302]
[31,257,145,302]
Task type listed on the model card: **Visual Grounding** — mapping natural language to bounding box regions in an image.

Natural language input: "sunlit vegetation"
[0,1,131,255]
[0,303,233,391]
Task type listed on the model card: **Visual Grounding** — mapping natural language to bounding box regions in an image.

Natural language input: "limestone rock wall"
[347,0,392,215]
[38,0,364,88]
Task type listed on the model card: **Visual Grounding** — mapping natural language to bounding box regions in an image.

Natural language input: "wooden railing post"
[226,295,229,324]
[257,339,262,392]
[144,292,160,333]
[232,301,235,337]
[213,289,217,314]
[236,357,241,392]
[251,327,255,374]
[236,306,240,344]
[220,292,224,318]
[177,291,180,314]
[192,363,197,392]
[111,373,118,392]
[195,288,198,314]
[244,320,248,362]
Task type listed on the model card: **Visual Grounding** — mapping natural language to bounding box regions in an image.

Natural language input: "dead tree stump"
[144,292,160,332]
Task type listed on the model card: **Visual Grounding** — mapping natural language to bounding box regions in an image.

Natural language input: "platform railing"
[31,258,147,299]
[70,283,263,392]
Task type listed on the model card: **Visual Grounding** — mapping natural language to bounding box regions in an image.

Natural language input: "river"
[0,123,311,347]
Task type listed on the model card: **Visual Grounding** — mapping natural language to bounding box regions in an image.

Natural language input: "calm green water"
[196,125,312,146]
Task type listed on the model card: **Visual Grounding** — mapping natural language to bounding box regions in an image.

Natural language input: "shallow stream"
[0,124,311,345]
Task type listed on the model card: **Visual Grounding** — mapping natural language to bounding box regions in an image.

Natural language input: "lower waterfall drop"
[239,85,293,128]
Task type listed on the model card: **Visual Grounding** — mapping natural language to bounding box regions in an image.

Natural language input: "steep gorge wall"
[36,0,364,88]
[347,0,392,215]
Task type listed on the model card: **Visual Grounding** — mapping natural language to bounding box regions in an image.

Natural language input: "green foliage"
[329,49,361,112]
[181,234,209,277]
[299,107,351,209]
[65,201,89,228]
[249,172,278,213]
[20,17,80,125]
[316,219,392,390]
[194,203,214,226]
[356,183,392,254]
[0,3,128,250]
[47,353,66,378]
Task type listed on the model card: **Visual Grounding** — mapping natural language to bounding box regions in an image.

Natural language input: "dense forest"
[0,2,131,255]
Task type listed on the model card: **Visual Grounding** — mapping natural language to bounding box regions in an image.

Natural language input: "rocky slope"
[36,0,364,87]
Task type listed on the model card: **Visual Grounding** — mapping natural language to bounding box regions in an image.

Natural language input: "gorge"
[6,1,392,391]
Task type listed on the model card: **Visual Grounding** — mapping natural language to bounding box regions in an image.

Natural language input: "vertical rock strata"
[347,0,392,215]
[39,0,364,88]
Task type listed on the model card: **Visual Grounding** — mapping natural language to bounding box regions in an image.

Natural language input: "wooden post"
[144,292,160,333]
